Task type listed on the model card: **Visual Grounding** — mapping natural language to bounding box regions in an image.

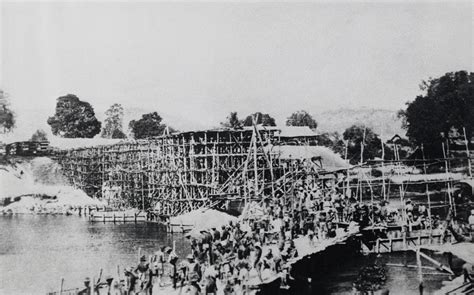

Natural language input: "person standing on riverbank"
[167,246,179,288]
[134,255,152,294]
[77,277,92,295]
[153,246,166,286]
[124,267,137,295]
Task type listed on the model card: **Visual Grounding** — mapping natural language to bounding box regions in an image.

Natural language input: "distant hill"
[315,108,406,140]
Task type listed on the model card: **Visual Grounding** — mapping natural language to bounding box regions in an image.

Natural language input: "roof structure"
[389,172,464,184]
[242,125,317,138]
[277,126,318,138]
[266,145,351,172]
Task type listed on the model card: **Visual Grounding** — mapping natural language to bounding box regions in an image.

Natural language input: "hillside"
[315,108,406,140]
[0,156,103,213]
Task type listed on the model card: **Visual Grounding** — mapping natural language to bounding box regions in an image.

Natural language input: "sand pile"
[170,208,238,232]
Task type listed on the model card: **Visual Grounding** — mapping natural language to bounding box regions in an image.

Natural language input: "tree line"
[45,94,175,140]
[1,70,472,163]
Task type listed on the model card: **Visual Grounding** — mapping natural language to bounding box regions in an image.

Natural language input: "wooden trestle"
[57,129,319,216]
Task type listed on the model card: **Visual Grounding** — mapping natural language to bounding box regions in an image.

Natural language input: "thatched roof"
[266,145,351,172]
[277,126,318,138]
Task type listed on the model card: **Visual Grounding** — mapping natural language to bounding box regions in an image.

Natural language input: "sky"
[1,1,472,140]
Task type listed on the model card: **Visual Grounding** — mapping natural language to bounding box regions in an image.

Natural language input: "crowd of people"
[75,177,457,295]
[78,217,302,295]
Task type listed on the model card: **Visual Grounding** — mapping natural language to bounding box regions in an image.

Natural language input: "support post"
[380,129,386,200]
[59,278,64,295]
[463,127,472,177]
[442,142,456,217]
[360,127,366,165]
[417,250,454,275]
[417,248,423,295]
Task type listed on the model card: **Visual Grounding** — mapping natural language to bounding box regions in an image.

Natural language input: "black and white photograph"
[0,0,473,294]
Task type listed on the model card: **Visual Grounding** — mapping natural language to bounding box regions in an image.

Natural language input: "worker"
[77,277,91,295]
[463,263,474,283]
[212,227,221,241]
[182,254,201,291]
[469,209,474,230]
[168,247,179,288]
[135,255,152,294]
[153,246,166,284]
[204,267,218,295]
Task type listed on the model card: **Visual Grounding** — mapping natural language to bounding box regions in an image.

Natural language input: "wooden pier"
[88,212,147,223]
[88,212,194,233]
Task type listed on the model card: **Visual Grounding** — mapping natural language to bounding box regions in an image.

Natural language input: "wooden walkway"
[367,232,453,253]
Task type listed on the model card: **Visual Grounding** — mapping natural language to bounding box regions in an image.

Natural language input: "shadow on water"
[289,239,465,295]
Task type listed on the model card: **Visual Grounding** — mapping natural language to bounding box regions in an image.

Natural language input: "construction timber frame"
[57,128,321,216]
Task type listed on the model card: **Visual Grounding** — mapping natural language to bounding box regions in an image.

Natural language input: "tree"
[0,90,15,133]
[30,129,48,142]
[47,94,101,138]
[385,136,414,161]
[343,125,382,164]
[221,112,243,129]
[242,112,276,127]
[128,112,170,139]
[111,129,126,139]
[317,132,346,156]
[102,103,126,139]
[286,110,317,129]
[399,71,474,157]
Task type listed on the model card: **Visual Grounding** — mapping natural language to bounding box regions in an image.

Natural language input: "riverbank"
[1,192,104,215]
[0,156,104,214]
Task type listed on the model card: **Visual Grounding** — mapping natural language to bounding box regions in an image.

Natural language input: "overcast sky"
[1,1,472,138]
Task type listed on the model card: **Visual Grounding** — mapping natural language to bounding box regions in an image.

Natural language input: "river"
[0,215,460,295]
[0,215,188,294]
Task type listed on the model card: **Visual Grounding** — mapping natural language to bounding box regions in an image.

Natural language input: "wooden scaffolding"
[57,129,285,216]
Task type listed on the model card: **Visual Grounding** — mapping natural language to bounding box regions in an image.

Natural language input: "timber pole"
[463,127,472,177]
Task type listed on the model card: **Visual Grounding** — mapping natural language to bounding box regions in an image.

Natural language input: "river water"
[0,215,459,295]
[0,215,188,294]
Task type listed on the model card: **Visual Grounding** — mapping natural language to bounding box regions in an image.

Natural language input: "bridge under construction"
[57,127,337,216]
